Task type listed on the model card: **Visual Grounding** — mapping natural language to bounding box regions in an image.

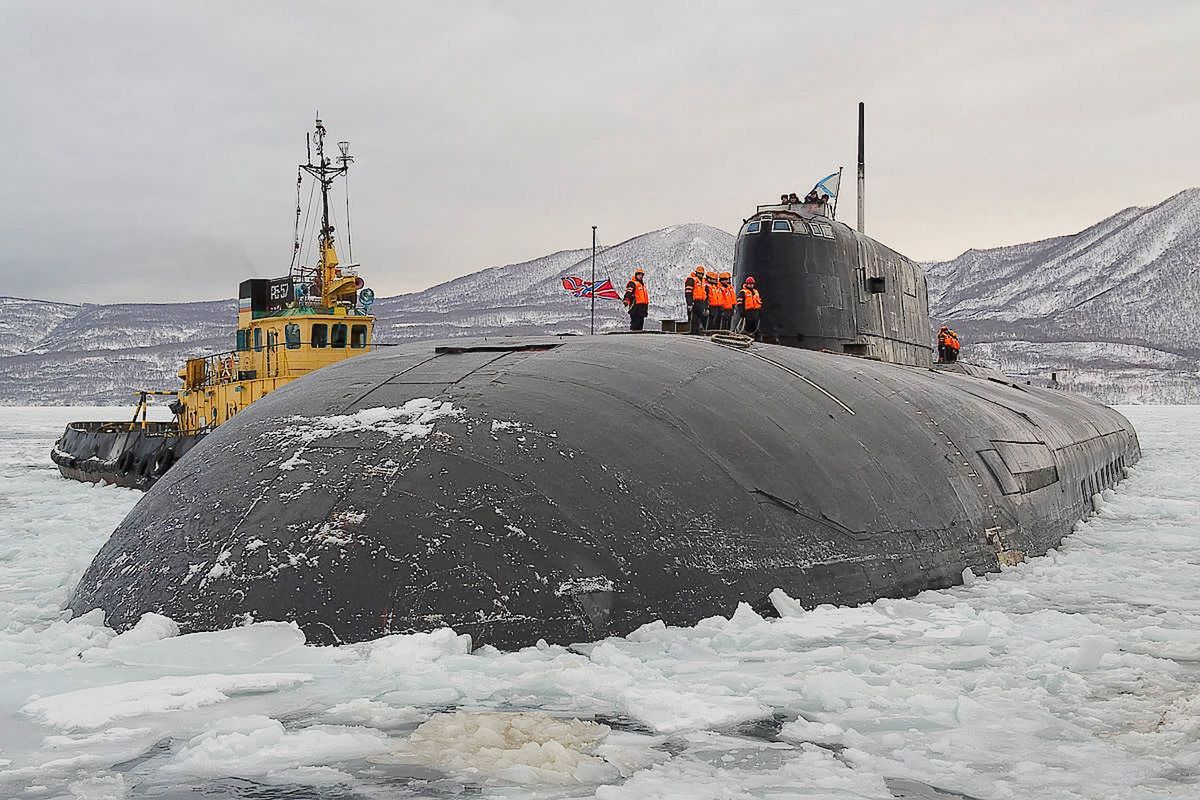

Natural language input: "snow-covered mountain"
[927,188,1200,403]
[2,191,1196,406]
[0,225,732,404]
[371,222,732,341]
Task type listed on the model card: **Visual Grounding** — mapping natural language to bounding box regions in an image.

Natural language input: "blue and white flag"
[812,171,840,199]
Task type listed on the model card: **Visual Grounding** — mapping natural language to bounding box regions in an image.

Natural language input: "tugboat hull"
[51,422,204,491]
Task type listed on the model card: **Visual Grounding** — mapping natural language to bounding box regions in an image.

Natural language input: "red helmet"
[745,276,756,285]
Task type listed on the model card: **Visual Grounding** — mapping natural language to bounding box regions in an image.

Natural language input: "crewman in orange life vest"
[684,265,706,327]
[736,276,762,336]
[945,329,961,362]
[714,272,735,330]
[624,268,650,331]
[936,326,950,362]
[688,266,708,334]
[703,271,720,331]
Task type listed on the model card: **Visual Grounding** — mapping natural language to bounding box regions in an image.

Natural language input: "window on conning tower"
[771,220,793,232]
[745,221,761,234]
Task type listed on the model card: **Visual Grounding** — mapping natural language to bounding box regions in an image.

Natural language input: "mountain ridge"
[2,193,1196,405]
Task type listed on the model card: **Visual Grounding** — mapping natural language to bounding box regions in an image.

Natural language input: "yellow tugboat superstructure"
[52,116,378,488]
[177,231,374,431]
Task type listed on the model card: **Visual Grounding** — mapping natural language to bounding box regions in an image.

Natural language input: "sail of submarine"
[68,105,1140,649]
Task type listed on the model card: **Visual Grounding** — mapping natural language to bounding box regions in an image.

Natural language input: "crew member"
[716,272,735,330]
[737,276,762,336]
[689,265,709,335]
[946,329,961,362]
[703,272,720,331]
[804,189,820,204]
[936,326,950,362]
[684,265,705,326]
[624,268,649,331]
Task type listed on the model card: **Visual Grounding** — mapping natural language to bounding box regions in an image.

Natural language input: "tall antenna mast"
[299,114,352,303]
[315,115,332,252]
[337,139,355,261]
[856,101,865,234]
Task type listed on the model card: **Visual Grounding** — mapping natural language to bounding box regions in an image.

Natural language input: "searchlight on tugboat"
[51,116,379,489]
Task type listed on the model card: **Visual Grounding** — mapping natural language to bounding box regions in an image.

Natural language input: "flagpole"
[831,166,844,220]
[590,225,597,335]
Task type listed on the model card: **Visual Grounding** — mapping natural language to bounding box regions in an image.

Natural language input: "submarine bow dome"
[70,334,1139,648]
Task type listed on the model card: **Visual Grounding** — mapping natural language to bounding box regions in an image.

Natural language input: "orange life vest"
[947,334,961,352]
[937,330,948,346]
[719,283,735,310]
[692,274,707,302]
[741,287,762,310]
[629,275,649,306]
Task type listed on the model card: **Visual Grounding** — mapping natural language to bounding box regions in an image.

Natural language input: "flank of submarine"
[69,109,1140,650]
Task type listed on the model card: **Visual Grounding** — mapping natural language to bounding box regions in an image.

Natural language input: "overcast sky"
[3,1,1197,304]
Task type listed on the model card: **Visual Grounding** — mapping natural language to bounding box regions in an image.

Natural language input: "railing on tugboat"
[181,339,373,391]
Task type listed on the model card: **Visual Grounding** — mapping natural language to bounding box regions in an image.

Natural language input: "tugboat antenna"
[337,139,355,262]
[298,114,353,305]
[315,116,331,253]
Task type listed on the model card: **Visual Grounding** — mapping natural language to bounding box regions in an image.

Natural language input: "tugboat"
[52,116,377,490]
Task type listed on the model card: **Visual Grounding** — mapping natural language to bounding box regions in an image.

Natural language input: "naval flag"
[812,171,841,199]
[561,276,621,300]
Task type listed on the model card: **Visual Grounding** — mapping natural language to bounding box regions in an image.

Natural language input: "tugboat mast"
[299,114,353,304]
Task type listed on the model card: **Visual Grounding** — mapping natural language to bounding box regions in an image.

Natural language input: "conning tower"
[733,201,930,365]
[734,101,930,366]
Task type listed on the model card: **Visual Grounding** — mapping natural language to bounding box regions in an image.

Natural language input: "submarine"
[69,106,1140,649]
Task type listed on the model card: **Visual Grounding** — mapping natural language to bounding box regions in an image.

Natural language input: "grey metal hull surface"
[69,334,1140,648]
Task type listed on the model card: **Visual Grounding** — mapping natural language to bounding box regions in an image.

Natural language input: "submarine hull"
[69,335,1139,648]
[52,422,204,490]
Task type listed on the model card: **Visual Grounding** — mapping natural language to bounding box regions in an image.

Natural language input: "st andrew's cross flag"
[812,171,841,200]
[561,275,621,300]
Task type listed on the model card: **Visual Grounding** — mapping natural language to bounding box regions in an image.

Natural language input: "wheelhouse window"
[312,323,328,348]
[253,328,262,352]
[745,221,761,234]
[351,324,368,349]
[236,329,249,351]
[331,323,348,348]
[771,220,793,232]
[284,323,301,349]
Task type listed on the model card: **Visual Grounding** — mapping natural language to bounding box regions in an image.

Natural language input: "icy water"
[1,406,1198,799]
